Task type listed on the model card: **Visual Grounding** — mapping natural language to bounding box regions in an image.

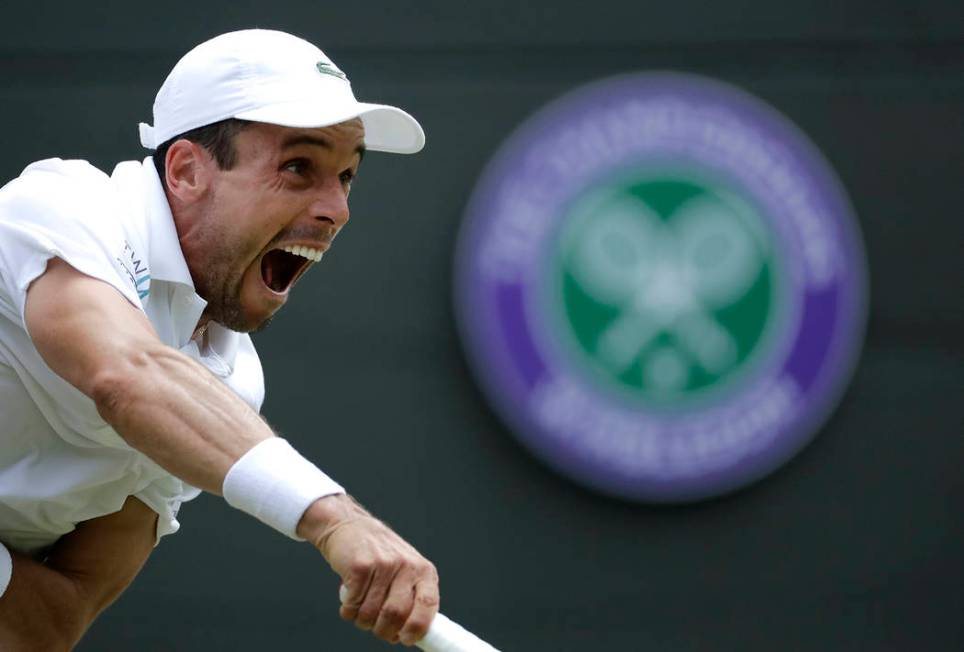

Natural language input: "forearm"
[92,343,274,494]
[25,260,275,495]
[91,344,346,540]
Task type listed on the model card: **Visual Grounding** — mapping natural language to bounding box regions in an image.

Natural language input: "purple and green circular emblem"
[454,73,867,502]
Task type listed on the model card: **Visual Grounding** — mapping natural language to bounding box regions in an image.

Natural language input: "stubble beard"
[191,244,264,334]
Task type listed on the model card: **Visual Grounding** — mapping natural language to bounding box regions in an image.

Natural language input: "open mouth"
[260,246,322,294]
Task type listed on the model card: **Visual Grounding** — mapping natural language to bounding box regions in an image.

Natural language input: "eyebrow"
[281,134,366,163]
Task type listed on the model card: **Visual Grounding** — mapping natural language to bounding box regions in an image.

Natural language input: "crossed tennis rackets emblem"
[565,191,768,392]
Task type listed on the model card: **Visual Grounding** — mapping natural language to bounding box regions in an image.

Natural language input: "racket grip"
[416,612,501,652]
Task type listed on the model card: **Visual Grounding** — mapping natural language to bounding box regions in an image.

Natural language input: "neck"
[192,317,211,342]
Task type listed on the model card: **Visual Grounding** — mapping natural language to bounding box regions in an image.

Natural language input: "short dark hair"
[152,118,252,188]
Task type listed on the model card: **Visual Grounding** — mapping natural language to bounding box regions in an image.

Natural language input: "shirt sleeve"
[0,158,143,328]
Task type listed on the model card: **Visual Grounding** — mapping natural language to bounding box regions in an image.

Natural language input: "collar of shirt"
[137,158,209,350]
[141,157,196,288]
[112,159,241,375]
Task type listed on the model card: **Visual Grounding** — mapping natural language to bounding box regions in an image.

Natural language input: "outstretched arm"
[26,258,270,491]
[21,258,438,646]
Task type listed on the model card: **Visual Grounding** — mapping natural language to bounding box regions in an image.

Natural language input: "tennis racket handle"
[339,586,498,651]
[416,612,501,652]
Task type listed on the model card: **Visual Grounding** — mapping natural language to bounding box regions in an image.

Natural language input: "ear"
[164,140,214,203]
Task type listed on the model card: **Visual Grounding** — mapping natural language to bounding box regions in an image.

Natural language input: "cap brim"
[234,101,424,154]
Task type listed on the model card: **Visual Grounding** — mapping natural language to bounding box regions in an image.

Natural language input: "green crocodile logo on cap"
[316,61,348,81]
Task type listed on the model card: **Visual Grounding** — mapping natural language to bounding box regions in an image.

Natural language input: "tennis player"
[0,29,438,650]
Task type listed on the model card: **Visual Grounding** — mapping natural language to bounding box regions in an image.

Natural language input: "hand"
[298,495,440,646]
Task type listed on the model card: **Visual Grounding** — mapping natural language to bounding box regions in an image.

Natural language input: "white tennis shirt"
[0,157,265,556]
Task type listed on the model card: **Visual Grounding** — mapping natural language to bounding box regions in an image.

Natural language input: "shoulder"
[0,158,118,224]
[5,158,112,196]
[20,158,109,181]
[0,159,146,310]
[0,158,133,243]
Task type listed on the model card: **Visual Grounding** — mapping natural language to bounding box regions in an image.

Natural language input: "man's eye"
[340,170,355,187]
[283,159,308,175]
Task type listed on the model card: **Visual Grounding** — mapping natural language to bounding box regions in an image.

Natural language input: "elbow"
[89,368,131,423]
[87,349,158,423]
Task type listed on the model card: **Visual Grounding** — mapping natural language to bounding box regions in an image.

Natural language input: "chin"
[252,315,275,333]
[227,276,286,332]
[245,298,285,332]
[208,298,279,333]
[225,305,277,333]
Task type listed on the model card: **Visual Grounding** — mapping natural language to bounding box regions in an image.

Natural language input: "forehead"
[239,119,366,157]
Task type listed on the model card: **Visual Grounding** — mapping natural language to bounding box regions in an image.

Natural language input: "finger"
[353,561,399,631]
[372,564,417,643]
[338,583,357,615]
[338,569,374,623]
[398,576,440,646]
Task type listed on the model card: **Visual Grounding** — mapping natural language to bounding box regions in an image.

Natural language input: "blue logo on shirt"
[117,240,151,299]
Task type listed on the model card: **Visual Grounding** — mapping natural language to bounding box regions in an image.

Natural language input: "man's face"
[181,119,365,332]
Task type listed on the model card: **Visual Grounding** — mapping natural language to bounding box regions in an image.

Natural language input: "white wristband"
[222,438,345,540]
[0,541,11,598]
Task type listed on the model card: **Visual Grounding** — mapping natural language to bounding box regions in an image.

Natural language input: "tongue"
[261,250,305,293]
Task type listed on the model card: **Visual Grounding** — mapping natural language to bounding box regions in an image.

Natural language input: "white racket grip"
[339,584,498,651]
[416,612,501,652]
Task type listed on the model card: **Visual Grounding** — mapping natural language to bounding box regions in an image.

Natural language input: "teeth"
[283,245,323,262]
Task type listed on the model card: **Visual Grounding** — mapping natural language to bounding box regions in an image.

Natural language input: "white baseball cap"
[138,29,425,154]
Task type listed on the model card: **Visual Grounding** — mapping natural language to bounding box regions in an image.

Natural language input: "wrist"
[222,437,345,540]
[296,494,368,542]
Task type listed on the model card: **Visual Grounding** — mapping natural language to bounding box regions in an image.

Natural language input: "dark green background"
[2,2,962,650]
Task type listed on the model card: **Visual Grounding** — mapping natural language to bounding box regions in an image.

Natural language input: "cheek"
[212,181,302,261]
[215,177,286,232]
[247,192,303,236]
[240,263,266,302]
[228,205,285,255]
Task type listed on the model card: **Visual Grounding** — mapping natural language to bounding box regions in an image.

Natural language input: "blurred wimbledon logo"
[455,73,867,503]
[557,179,774,401]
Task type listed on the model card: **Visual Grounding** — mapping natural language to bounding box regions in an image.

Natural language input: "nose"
[309,176,350,228]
